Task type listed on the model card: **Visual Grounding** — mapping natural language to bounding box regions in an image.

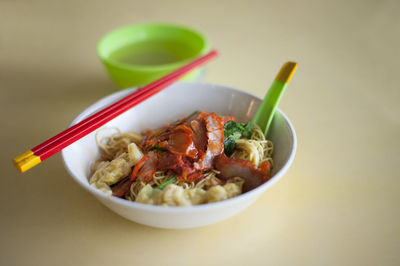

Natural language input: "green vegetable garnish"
[223,121,254,156]
[158,176,177,190]
[242,122,254,139]
[224,136,237,156]
[224,120,244,139]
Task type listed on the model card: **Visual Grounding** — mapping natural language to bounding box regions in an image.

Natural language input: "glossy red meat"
[190,119,208,154]
[194,112,224,170]
[133,152,157,183]
[156,152,184,170]
[114,111,244,198]
[160,132,198,158]
[111,176,132,197]
[214,154,271,192]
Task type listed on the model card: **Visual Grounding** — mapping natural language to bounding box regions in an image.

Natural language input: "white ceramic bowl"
[61,82,296,229]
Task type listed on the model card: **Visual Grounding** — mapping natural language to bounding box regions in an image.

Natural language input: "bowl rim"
[61,81,297,213]
[96,22,209,72]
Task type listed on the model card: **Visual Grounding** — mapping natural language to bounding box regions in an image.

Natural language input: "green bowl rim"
[96,22,209,72]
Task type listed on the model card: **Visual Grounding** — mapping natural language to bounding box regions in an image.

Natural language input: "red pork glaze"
[159,132,198,158]
[111,176,132,197]
[132,153,157,183]
[193,112,224,170]
[112,111,271,197]
[214,154,271,193]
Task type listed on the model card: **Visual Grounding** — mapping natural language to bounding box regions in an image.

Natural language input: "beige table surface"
[1,0,399,265]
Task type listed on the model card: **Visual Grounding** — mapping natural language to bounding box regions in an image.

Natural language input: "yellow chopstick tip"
[13,150,42,173]
[275,61,298,83]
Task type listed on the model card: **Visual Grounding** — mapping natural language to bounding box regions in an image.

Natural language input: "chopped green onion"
[158,176,177,190]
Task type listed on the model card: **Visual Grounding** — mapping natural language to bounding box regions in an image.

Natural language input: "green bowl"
[97,23,209,89]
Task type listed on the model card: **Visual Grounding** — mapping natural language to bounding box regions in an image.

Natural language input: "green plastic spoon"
[252,62,298,136]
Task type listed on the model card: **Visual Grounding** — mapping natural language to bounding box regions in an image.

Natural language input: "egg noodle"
[89,123,273,206]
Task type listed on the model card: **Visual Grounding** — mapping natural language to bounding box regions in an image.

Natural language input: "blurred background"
[1,0,399,265]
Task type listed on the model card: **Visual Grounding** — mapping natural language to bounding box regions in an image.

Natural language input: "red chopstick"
[32,50,218,157]
[13,50,219,173]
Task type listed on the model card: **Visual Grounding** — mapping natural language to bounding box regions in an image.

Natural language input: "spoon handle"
[252,62,297,136]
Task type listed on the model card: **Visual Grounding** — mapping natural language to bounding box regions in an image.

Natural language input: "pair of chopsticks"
[13,50,219,173]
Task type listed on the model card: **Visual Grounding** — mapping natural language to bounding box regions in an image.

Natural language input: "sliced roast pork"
[214,154,271,192]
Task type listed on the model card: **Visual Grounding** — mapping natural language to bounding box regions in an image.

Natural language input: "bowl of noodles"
[61,82,296,229]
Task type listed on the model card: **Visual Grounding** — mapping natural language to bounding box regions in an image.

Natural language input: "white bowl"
[61,82,297,229]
